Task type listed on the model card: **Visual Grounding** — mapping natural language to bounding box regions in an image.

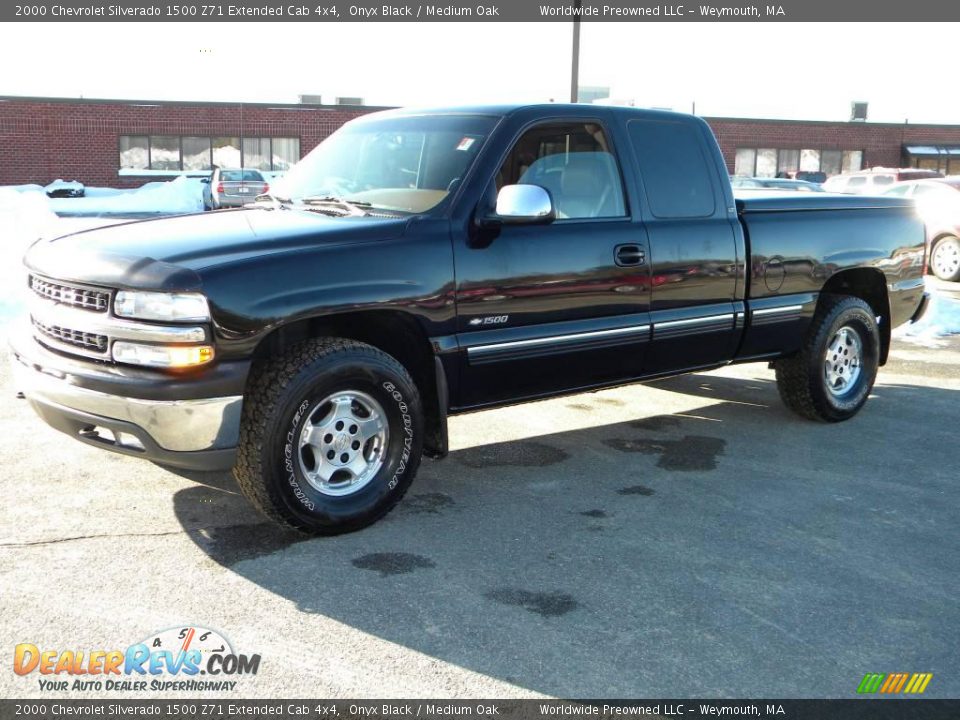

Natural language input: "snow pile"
[0,191,126,332]
[893,290,960,348]
[45,176,205,215]
[0,177,207,339]
[0,188,60,328]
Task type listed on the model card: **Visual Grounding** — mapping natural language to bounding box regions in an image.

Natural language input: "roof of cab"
[358,103,697,122]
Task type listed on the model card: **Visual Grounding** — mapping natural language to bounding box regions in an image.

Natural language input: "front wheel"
[774,295,880,422]
[234,338,424,534]
[930,236,960,282]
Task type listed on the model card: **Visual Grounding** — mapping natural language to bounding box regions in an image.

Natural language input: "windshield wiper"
[253,192,293,207]
[299,195,372,216]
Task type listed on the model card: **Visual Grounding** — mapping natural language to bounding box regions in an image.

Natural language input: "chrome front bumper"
[10,335,242,470]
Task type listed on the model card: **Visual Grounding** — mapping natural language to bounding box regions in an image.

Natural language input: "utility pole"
[570,0,581,103]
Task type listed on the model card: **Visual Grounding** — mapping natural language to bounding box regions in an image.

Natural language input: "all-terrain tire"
[774,295,880,422]
[234,338,424,534]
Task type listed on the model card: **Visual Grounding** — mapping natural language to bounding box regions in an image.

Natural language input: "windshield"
[273,114,497,214]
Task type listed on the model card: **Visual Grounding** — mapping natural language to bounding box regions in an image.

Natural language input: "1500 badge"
[468,315,509,326]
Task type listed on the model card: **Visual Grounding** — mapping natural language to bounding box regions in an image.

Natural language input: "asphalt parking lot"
[1,307,958,699]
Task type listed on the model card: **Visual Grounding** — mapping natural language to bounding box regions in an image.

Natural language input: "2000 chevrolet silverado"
[11,105,928,534]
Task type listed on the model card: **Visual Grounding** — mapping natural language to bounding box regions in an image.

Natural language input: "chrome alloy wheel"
[932,239,960,279]
[298,391,389,496]
[824,325,863,397]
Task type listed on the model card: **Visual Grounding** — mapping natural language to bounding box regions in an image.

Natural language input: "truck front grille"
[32,318,109,355]
[30,275,110,313]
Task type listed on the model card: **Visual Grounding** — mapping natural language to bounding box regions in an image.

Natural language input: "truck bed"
[733,191,926,361]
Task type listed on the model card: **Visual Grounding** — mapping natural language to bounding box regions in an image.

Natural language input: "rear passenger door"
[624,118,743,374]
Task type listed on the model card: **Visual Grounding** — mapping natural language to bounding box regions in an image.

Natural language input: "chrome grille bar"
[29,275,110,313]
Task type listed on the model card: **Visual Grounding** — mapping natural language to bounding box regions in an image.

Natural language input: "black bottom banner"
[3,700,960,720]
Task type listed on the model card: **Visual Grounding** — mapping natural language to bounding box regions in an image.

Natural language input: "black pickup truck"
[11,104,928,534]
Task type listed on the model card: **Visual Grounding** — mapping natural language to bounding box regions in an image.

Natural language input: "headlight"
[114,291,210,322]
[112,342,214,368]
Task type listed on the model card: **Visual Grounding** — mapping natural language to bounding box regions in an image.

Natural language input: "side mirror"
[483,184,555,227]
[200,178,211,184]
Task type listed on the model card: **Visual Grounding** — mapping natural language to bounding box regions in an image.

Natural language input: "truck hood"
[24,207,408,291]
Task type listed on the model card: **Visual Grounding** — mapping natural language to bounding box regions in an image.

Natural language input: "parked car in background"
[823,168,943,195]
[202,168,269,210]
[794,171,827,184]
[731,177,825,192]
[44,179,85,198]
[881,177,960,281]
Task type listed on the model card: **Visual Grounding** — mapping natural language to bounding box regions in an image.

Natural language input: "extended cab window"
[497,122,626,219]
[627,119,716,218]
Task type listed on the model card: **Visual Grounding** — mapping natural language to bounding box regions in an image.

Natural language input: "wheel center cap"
[333,433,350,453]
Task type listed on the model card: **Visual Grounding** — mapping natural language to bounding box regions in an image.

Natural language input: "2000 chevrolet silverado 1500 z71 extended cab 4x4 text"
[11,105,928,534]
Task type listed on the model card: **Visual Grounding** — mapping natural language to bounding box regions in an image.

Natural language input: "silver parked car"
[202,168,269,210]
[731,177,824,192]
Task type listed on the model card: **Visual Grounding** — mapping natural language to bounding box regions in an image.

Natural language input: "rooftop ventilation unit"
[851,101,868,122]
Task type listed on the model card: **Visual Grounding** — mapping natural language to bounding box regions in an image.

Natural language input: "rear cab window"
[625,119,717,218]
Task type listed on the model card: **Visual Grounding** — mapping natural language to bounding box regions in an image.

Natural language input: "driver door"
[452,119,652,407]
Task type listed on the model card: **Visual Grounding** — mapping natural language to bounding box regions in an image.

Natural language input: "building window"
[182,137,213,171]
[149,136,181,171]
[756,149,777,177]
[213,137,241,168]
[777,149,799,175]
[119,135,149,169]
[734,147,864,177]
[821,150,842,176]
[271,138,300,170]
[119,135,300,172]
[841,150,863,174]
[799,149,821,172]
[734,148,756,177]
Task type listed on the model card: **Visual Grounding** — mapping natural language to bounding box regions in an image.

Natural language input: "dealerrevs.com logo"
[13,626,261,692]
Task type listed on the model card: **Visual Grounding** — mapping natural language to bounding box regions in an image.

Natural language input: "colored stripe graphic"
[858,673,885,694]
[904,673,934,694]
[880,673,907,693]
[894,673,910,693]
[857,672,933,694]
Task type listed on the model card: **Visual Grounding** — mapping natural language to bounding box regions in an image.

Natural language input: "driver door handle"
[615,244,646,267]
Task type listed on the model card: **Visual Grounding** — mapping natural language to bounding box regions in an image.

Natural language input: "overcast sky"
[1,22,952,124]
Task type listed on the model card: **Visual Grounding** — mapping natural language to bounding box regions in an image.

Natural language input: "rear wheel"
[234,338,423,534]
[930,236,960,282]
[774,295,880,422]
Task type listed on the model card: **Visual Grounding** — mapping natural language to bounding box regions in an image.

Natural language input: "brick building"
[3,95,960,188]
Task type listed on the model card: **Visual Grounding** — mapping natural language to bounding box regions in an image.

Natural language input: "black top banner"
[5,0,960,22]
